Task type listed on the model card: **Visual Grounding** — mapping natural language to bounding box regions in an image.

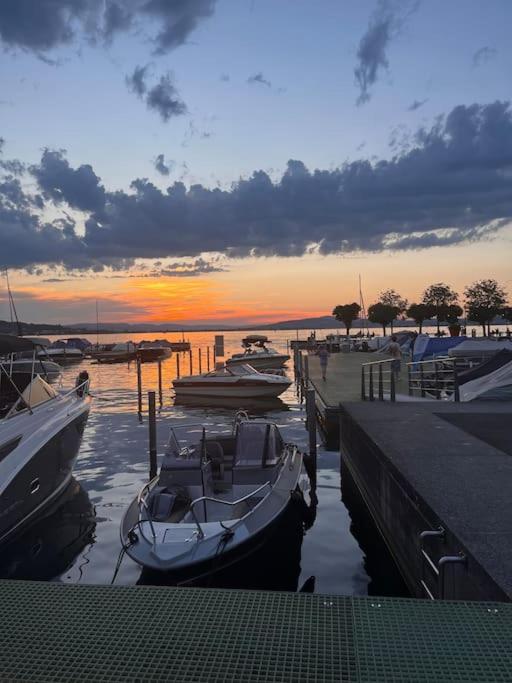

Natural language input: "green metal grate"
[0,581,511,682]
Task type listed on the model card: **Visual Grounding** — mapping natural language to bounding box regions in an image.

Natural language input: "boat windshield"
[206,364,258,377]
[166,423,234,457]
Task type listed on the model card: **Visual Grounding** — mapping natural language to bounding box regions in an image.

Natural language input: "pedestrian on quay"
[316,344,330,381]
[387,335,402,379]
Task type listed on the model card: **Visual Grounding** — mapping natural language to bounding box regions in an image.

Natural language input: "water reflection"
[174,395,288,412]
[0,478,96,581]
[138,490,317,591]
[340,461,410,597]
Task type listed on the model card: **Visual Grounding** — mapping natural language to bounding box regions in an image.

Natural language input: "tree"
[332,303,361,336]
[464,279,508,336]
[379,290,408,333]
[368,302,397,336]
[406,303,436,333]
[422,283,459,335]
[503,306,512,324]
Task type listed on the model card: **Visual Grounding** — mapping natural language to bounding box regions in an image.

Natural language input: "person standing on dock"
[387,336,402,379]
[316,345,330,381]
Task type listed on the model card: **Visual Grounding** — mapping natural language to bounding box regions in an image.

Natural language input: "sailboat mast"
[4,269,22,336]
[359,274,367,334]
[96,300,100,348]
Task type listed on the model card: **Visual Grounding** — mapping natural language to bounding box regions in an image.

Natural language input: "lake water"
[0,329,409,595]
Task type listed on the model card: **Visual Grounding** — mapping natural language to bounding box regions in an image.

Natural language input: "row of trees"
[333,280,512,336]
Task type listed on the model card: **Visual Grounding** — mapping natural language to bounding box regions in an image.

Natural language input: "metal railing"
[406,357,459,401]
[188,481,272,538]
[361,358,396,402]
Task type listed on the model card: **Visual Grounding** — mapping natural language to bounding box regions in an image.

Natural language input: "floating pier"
[1,580,512,682]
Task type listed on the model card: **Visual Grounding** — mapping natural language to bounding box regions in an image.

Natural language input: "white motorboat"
[121,415,307,572]
[0,335,91,544]
[172,363,291,399]
[226,335,290,370]
[4,358,61,388]
[42,345,84,363]
[137,340,173,362]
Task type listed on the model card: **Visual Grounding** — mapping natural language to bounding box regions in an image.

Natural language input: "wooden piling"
[189,348,193,375]
[207,347,210,371]
[157,359,163,406]
[148,391,157,480]
[176,352,181,378]
[199,348,202,374]
[136,355,142,420]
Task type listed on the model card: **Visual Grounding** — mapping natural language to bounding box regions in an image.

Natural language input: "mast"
[95,300,100,348]
[359,274,367,335]
[4,269,22,336]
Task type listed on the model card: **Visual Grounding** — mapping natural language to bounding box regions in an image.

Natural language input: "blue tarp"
[412,335,467,362]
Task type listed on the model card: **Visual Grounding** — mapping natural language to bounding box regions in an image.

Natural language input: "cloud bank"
[2,101,512,271]
[0,0,217,55]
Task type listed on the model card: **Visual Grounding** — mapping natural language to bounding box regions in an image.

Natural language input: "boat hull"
[172,379,290,398]
[0,396,91,544]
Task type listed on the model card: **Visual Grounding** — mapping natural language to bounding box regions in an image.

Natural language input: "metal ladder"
[419,527,467,599]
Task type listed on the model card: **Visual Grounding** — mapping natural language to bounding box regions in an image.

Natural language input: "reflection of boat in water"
[227,335,290,370]
[0,478,95,580]
[0,335,91,544]
[138,490,316,590]
[173,363,291,399]
[122,414,308,573]
[173,394,289,412]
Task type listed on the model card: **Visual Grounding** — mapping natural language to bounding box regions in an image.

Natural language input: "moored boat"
[0,335,91,544]
[226,335,290,370]
[121,414,307,572]
[172,363,291,399]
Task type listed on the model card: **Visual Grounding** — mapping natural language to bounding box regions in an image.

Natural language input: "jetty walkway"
[1,580,512,682]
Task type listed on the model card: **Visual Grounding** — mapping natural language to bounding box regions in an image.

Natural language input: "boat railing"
[2,373,90,419]
[137,477,159,544]
[361,358,397,402]
[188,481,273,539]
[406,356,460,401]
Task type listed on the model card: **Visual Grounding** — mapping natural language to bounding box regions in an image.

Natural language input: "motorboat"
[448,338,512,362]
[43,340,84,364]
[457,350,512,401]
[172,363,291,399]
[226,335,290,370]
[94,342,137,364]
[137,340,173,362]
[2,357,61,389]
[0,334,91,544]
[121,414,307,572]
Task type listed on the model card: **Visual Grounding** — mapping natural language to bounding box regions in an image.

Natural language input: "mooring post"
[199,348,202,374]
[188,348,193,375]
[157,359,163,406]
[148,391,157,480]
[176,352,180,378]
[378,363,384,401]
[213,346,216,367]
[136,354,142,420]
[304,354,309,385]
[306,388,317,487]
[207,347,210,371]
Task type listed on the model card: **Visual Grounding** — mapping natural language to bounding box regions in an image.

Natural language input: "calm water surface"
[0,330,408,595]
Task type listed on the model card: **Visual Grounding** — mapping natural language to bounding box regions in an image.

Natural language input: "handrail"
[361,358,395,366]
[188,481,272,539]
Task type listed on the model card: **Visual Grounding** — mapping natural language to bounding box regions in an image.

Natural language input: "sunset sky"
[1,0,512,325]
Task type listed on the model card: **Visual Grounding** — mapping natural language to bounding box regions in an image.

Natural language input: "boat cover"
[448,339,512,358]
[459,355,512,401]
[20,375,58,408]
[458,350,512,386]
[0,334,36,355]
[412,335,467,362]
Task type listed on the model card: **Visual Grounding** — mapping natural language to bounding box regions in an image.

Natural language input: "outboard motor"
[76,370,89,397]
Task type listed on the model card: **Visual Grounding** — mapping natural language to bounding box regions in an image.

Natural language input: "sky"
[1,0,512,325]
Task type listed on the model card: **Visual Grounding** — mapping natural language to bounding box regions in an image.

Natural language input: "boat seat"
[149,486,190,523]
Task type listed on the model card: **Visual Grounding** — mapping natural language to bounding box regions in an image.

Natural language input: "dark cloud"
[0,0,217,55]
[2,101,512,271]
[247,72,272,88]
[355,0,419,105]
[0,158,26,175]
[472,46,497,68]
[29,149,106,213]
[407,98,428,111]
[126,64,149,97]
[154,153,173,176]
[146,73,187,122]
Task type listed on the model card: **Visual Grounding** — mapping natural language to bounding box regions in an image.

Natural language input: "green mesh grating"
[0,581,511,682]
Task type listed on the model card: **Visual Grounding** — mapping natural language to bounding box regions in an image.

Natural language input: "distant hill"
[258,315,344,330]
